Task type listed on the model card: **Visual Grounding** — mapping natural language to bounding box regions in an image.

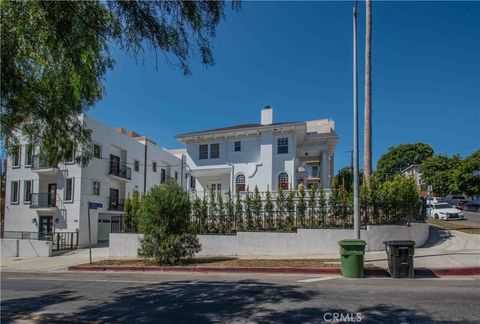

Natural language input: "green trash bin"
[338,239,367,278]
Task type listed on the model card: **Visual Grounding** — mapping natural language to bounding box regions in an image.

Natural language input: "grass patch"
[93,257,343,268]
[429,219,480,234]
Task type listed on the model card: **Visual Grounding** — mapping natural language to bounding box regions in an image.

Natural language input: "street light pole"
[353,0,360,239]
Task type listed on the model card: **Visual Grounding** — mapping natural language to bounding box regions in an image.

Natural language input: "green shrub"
[124,191,140,232]
[297,185,307,227]
[138,182,200,265]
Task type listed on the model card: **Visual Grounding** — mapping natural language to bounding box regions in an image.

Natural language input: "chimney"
[261,105,273,125]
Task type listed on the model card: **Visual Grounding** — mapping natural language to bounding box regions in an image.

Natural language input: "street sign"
[88,202,103,209]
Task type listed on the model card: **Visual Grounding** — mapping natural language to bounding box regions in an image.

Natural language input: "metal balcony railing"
[30,193,57,208]
[108,197,125,211]
[109,161,131,180]
[32,155,57,170]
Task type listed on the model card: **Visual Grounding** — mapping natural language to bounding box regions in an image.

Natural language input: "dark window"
[24,180,32,202]
[93,144,102,158]
[11,146,20,167]
[65,178,74,201]
[190,176,196,189]
[175,171,178,180]
[278,172,289,190]
[10,181,19,203]
[210,143,220,159]
[161,169,166,183]
[234,141,241,152]
[25,144,33,166]
[153,162,157,172]
[199,144,208,160]
[235,174,246,192]
[93,181,101,196]
[277,138,289,154]
[65,144,75,163]
[134,160,140,172]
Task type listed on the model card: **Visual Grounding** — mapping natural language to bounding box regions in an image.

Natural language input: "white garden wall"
[109,222,429,257]
[1,239,52,258]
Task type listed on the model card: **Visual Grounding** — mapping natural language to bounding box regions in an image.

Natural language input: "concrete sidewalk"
[1,226,478,273]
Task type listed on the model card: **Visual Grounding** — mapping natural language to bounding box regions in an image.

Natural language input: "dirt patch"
[429,219,480,234]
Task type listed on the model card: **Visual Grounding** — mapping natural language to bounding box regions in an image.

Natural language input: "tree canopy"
[421,154,461,196]
[451,150,480,197]
[1,1,238,164]
[376,143,434,180]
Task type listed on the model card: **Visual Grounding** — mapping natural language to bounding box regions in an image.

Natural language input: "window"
[278,172,289,190]
[161,169,166,183]
[277,138,289,154]
[152,162,157,173]
[311,166,319,178]
[92,181,101,196]
[65,178,74,202]
[175,171,178,180]
[211,183,222,191]
[11,146,20,168]
[235,174,246,192]
[25,144,33,166]
[65,144,75,163]
[210,143,220,159]
[199,144,208,160]
[24,180,32,203]
[10,181,20,203]
[93,144,102,158]
[234,141,241,152]
[134,160,140,172]
[190,176,196,189]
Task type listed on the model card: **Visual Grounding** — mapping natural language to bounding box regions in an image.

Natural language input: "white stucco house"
[402,164,424,189]
[3,115,183,247]
[175,106,339,195]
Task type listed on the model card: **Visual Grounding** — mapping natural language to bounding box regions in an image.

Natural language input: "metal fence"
[1,231,79,251]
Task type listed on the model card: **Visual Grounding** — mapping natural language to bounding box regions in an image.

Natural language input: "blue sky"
[90,1,480,173]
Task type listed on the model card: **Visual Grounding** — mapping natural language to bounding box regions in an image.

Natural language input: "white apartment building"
[4,115,182,247]
[175,106,339,195]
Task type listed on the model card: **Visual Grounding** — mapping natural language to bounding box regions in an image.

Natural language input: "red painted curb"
[68,264,480,277]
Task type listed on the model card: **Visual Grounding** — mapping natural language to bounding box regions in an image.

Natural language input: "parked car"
[463,199,480,213]
[427,202,464,220]
[443,195,470,209]
[426,197,443,205]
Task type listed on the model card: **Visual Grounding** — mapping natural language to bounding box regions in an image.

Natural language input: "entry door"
[39,216,53,239]
[110,188,119,210]
[48,183,57,207]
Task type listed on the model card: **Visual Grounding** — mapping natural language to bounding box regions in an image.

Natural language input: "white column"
[321,152,330,189]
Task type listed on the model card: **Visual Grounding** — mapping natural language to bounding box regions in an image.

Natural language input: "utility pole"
[353,0,360,240]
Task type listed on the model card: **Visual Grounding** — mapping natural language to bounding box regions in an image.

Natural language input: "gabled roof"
[176,122,302,138]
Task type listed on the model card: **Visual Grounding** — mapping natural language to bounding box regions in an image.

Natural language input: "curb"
[68,264,480,277]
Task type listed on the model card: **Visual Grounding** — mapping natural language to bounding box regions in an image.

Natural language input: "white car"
[428,202,464,220]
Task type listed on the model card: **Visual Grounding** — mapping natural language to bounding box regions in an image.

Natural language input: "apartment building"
[4,115,182,247]
[175,106,339,195]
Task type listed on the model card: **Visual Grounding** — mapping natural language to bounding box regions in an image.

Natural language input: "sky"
[89,1,480,173]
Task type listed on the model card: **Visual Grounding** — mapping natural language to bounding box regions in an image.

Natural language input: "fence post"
[71,232,74,249]
[56,233,60,251]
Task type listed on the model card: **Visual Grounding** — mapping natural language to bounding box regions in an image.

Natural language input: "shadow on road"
[1,280,465,323]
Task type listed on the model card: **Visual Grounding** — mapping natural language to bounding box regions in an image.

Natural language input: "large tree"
[451,150,480,197]
[1,1,237,164]
[376,143,434,180]
[421,154,461,196]
[363,0,372,185]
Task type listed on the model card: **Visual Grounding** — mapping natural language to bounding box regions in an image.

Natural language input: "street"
[450,211,480,228]
[1,271,479,323]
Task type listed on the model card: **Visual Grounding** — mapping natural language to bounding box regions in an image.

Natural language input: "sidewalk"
[2,226,479,274]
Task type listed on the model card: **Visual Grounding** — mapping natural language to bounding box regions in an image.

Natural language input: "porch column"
[321,152,330,189]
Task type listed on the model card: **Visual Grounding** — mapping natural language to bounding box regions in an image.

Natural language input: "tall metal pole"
[88,203,92,264]
[353,0,360,239]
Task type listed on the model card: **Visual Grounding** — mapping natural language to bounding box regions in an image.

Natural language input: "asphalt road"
[2,272,479,323]
[450,211,480,228]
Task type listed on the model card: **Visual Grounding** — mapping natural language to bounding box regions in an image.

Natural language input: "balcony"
[31,155,58,174]
[30,193,57,209]
[109,161,131,181]
[108,197,125,212]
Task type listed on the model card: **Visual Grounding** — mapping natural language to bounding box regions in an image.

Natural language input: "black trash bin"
[383,240,415,278]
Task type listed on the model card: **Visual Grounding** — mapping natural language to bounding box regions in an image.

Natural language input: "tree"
[1,1,238,164]
[421,154,461,196]
[364,0,372,185]
[335,167,363,193]
[297,185,307,227]
[137,182,200,265]
[376,143,434,180]
[124,191,141,232]
[451,150,480,197]
[264,187,274,229]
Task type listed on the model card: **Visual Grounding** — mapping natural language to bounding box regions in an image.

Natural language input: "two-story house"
[175,106,339,195]
[3,115,182,247]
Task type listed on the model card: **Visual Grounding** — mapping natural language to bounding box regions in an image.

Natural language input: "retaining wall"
[109,222,429,257]
[1,239,53,258]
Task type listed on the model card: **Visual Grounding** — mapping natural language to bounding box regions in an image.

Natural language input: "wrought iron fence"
[109,160,132,180]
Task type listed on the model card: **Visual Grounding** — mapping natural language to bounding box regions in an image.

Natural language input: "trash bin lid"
[338,239,367,246]
[383,240,416,247]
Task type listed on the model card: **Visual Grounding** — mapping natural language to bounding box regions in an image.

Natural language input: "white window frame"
[152,162,157,173]
[199,144,208,160]
[93,144,102,159]
[23,180,33,203]
[64,178,74,202]
[134,160,140,172]
[210,183,222,192]
[210,143,220,159]
[10,181,20,204]
[11,146,21,168]
[234,141,241,152]
[92,180,101,196]
[277,137,289,154]
[25,144,34,167]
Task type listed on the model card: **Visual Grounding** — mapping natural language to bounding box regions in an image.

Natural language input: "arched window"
[235,174,246,192]
[278,172,289,190]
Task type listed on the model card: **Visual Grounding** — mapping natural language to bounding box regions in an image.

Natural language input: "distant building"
[402,164,424,191]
